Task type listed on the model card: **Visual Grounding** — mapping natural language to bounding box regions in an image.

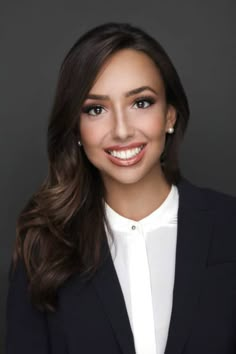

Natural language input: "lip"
[104,142,147,152]
[105,143,147,167]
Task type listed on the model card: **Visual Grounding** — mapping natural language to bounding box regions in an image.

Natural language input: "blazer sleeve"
[6,260,50,354]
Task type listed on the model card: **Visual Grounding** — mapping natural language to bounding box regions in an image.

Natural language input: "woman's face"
[79,49,176,188]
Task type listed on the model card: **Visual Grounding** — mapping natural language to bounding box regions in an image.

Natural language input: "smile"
[107,144,145,160]
[105,144,147,167]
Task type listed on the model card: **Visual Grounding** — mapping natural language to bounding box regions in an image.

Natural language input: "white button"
[131,225,136,230]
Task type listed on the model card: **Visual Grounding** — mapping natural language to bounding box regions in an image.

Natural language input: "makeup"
[105,144,147,167]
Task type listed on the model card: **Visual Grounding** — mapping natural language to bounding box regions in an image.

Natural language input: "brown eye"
[82,105,105,116]
[133,97,155,109]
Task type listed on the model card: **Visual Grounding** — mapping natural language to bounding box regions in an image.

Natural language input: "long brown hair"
[11,22,190,311]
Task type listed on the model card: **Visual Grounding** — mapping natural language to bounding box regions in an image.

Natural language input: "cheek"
[141,112,167,139]
[80,122,105,147]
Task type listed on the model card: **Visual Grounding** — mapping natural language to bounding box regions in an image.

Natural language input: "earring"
[78,140,82,147]
[167,127,174,134]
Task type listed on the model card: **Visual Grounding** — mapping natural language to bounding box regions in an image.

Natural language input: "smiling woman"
[6,22,236,354]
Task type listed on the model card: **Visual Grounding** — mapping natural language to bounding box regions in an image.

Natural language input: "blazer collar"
[92,177,214,354]
[164,178,214,354]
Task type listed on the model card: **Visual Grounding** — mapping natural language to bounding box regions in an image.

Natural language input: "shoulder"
[177,177,236,263]
[177,177,236,214]
[199,186,236,215]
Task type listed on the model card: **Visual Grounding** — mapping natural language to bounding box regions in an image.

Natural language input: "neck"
[103,168,171,221]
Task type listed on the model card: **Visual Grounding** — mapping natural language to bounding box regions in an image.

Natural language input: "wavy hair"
[11,22,190,311]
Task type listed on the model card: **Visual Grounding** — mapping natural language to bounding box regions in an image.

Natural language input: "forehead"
[89,49,165,94]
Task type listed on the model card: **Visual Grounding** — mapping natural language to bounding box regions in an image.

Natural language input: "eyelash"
[81,96,156,116]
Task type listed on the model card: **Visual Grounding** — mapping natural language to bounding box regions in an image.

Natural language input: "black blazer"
[6,178,236,354]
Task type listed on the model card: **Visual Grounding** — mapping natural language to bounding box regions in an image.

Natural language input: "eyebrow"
[86,86,158,100]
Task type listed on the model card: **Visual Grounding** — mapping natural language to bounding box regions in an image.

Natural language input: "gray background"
[1,0,235,351]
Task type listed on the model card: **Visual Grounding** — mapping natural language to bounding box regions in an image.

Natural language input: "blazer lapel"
[164,179,214,354]
[92,243,136,354]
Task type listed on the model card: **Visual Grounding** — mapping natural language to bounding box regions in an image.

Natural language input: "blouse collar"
[104,184,179,234]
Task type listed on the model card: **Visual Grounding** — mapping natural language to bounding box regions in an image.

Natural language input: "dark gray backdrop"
[1,1,235,352]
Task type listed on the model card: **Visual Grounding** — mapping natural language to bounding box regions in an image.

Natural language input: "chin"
[101,168,155,187]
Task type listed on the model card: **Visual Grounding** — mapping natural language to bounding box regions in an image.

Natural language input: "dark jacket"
[6,178,236,354]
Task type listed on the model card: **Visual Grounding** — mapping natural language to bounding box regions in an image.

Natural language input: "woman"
[6,22,236,354]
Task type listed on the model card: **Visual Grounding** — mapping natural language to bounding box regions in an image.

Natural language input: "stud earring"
[167,127,174,134]
[78,140,82,147]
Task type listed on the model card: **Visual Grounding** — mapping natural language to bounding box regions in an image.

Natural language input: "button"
[131,225,136,230]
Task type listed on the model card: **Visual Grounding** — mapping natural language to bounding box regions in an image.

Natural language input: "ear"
[165,105,177,132]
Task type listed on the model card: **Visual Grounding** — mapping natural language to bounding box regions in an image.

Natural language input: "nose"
[112,108,135,140]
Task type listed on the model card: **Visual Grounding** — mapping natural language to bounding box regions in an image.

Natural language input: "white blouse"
[104,185,179,354]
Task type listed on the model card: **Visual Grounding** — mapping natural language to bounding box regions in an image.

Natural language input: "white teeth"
[108,145,144,159]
